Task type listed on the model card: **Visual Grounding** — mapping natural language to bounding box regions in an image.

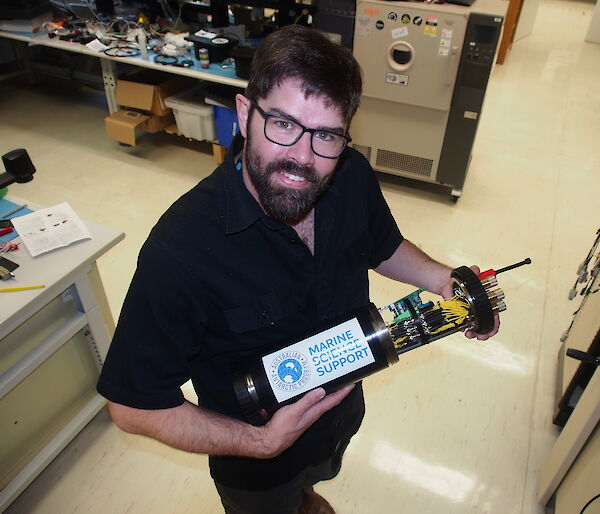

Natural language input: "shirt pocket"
[224,286,308,338]
[339,225,370,274]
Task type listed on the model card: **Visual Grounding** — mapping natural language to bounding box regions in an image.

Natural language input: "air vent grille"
[376,149,433,177]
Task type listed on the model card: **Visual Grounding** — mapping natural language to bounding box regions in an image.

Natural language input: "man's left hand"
[440,264,500,341]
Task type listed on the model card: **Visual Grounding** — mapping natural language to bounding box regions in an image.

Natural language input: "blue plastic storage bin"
[212,105,239,149]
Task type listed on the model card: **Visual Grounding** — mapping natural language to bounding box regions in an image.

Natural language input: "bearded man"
[98,25,497,514]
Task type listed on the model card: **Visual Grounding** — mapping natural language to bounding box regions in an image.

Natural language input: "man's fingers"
[465,314,500,340]
[465,314,500,341]
[316,384,355,410]
[262,384,356,458]
[475,315,500,340]
[271,387,327,425]
[294,387,327,411]
[469,264,481,275]
[293,384,354,414]
[302,384,355,423]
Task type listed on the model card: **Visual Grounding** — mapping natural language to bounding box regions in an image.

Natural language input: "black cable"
[388,323,408,341]
[422,308,446,330]
[495,257,532,275]
[580,493,600,514]
[154,55,178,65]
[103,44,140,57]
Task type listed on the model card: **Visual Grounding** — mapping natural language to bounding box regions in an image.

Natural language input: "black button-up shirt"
[98,134,403,489]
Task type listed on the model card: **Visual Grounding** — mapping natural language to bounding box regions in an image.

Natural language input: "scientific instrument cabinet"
[351,0,507,200]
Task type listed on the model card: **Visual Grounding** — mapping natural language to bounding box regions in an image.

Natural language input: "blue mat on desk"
[0,198,33,243]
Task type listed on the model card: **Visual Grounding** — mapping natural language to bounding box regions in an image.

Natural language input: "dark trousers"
[214,439,349,514]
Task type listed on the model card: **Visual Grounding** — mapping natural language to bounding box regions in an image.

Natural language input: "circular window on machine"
[387,41,415,71]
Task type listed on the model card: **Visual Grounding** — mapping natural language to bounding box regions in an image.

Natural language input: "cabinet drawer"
[0,328,100,490]
[0,286,80,376]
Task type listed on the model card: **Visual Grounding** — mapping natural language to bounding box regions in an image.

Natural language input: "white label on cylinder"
[262,317,375,403]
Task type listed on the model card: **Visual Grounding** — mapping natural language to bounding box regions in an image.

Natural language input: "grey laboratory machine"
[351,0,506,200]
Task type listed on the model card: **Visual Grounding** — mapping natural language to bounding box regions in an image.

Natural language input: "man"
[97,25,498,514]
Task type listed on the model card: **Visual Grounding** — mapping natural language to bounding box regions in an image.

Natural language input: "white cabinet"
[0,205,123,511]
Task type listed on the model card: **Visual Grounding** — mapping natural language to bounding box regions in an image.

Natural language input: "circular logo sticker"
[413,16,423,25]
[401,14,411,24]
[375,20,385,30]
[388,12,397,21]
[270,351,310,392]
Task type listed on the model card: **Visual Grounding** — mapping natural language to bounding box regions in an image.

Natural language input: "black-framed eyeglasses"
[251,101,351,159]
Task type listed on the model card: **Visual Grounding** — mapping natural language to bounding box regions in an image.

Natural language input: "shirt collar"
[223,133,347,235]
[223,134,278,234]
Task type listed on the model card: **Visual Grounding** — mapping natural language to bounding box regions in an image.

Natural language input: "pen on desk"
[0,204,27,219]
[0,227,14,236]
[0,285,46,292]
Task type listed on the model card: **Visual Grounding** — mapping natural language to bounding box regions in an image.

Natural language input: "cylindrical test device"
[232,304,397,426]
[232,260,531,425]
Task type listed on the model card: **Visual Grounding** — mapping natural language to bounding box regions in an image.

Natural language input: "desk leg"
[73,264,115,364]
[13,40,39,85]
[100,58,118,114]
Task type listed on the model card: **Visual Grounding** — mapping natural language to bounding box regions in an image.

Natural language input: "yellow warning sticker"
[424,24,437,36]
[424,16,438,37]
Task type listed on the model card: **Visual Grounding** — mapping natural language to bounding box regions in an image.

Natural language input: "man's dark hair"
[245,25,362,124]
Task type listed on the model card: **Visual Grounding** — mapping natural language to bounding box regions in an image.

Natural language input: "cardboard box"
[142,112,175,134]
[115,72,191,116]
[105,110,176,145]
[104,110,149,146]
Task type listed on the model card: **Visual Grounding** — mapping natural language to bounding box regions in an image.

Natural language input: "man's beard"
[244,132,334,225]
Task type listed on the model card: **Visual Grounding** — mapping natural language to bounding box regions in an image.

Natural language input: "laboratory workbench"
[0,197,124,511]
[0,29,248,115]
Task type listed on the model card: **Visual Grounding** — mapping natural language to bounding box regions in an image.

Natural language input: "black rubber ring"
[451,266,495,334]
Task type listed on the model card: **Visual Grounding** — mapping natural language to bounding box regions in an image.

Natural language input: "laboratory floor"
[1,0,599,511]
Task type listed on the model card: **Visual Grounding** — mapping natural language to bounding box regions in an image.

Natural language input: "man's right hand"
[107,384,354,460]
[255,384,355,459]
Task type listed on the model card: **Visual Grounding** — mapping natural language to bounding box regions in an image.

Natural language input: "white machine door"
[354,1,468,111]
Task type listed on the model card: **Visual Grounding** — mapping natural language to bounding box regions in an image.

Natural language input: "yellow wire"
[390,297,471,347]
[437,298,470,332]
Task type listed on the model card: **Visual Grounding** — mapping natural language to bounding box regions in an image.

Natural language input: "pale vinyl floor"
[1,0,599,511]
